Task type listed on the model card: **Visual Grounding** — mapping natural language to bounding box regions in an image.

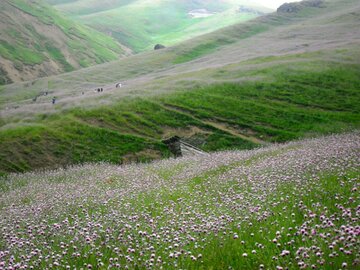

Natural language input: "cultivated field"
[0,132,359,269]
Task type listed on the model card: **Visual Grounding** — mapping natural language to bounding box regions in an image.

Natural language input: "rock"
[277,0,323,13]
[0,67,12,85]
[277,3,301,13]
[154,44,166,50]
[302,0,323,8]
[162,136,182,157]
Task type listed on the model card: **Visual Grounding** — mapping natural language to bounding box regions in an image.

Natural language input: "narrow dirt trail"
[202,120,266,145]
[161,103,266,145]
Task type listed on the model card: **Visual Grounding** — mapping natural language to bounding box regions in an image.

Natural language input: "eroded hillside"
[0,0,130,84]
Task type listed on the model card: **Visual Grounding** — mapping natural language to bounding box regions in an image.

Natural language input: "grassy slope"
[0,61,359,175]
[0,133,358,269]
[0,0,359,175]
[48,0,269,52]
[0,0,127,84]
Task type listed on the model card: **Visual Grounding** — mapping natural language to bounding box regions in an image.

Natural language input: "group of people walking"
[30,82,123,105]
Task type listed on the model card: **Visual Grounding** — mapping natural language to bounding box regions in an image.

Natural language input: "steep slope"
[0,0,359,174]
[47,0,272,52]
[0,0,130,84]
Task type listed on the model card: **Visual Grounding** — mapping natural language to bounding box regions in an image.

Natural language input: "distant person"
[97,88,100,93]
[82,91,84,95]
[101,88,103,92]
[32,97,37,102]
[52,97,56,104]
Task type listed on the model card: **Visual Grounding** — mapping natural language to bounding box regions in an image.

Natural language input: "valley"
[47,0,271,52]
[0,1,359,269]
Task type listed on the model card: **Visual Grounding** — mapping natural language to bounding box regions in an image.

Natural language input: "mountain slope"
[0,0,130,84]
[47,0,272,52]
[0,0,359,174]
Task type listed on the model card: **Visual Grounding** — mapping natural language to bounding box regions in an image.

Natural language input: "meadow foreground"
[0,132,359,269]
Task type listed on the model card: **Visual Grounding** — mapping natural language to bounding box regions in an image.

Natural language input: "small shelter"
[162,136,206,158]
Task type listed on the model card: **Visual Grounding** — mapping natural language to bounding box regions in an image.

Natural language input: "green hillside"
[47,0,271,52]
[0,0,359,175]
[0,0,128,84]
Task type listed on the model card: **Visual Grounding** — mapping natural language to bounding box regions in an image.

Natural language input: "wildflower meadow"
[0,132,359,269]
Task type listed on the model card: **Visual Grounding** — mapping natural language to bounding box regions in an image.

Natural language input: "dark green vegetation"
[163,64,360,142]
[0,98,254,173]
[0,0,126,84]
[0,117,169,173]
[47,0,269,52]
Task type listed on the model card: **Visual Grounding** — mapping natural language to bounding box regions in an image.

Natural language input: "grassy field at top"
[47,0,270,52]
[0,0,359,174]
[0,0,127,84]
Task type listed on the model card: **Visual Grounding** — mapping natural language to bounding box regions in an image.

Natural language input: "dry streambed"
[0,132,359,269]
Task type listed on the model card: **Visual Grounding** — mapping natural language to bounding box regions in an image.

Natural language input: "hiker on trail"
[101,88,103,92]
[97,88,100,93]
[52,97,56,104]
[116,83,122,88]
[82,91,84,95]
[33,97,37,102]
